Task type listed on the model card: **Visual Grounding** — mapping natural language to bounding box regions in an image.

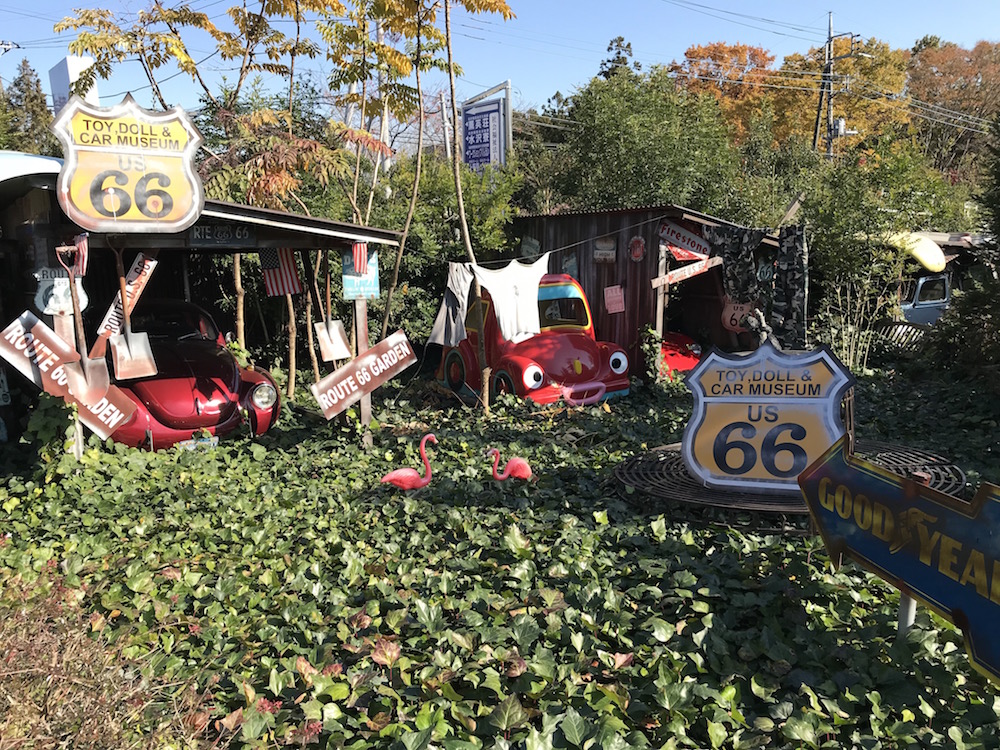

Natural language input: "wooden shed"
[514,205,780,369]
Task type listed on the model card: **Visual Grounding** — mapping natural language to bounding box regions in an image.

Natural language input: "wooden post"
[655,242,667,337]
[355,298,373,447]
[898,470,931,637]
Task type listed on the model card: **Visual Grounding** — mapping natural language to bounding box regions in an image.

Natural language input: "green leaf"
[560,708,590,747]
[125,570,155,594]
[490,696,529,732]
[400,727,434,750]
[512,614,541,650]
[650,516,667,541]
[240,707,272,740]
[782,715,818,749]
[707,720,728,749]
[645,616,675,643]
[503,524,532,559]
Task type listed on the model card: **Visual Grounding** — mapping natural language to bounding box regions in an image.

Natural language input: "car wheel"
[444,350,467,393]
[492,371,516,400]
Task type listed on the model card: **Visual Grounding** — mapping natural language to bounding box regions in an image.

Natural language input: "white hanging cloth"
[472,252,551,343]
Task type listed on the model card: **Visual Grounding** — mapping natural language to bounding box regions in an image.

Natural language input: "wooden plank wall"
[517,209,723,368]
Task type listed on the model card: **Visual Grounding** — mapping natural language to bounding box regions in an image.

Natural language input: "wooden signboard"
[0,312,136,439]
[310,330,417,419]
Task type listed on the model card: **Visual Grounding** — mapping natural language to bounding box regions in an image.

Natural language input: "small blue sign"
[342,247,379,300]
[462,98,504,171]
[800,437,1000,684]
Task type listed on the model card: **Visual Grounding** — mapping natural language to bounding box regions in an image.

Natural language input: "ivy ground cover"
[1,378,999,749]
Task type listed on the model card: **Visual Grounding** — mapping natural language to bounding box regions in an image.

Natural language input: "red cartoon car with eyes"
[438,274,630,405]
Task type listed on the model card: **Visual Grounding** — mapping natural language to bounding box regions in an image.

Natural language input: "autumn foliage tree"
[773,37,909,153]
[669,42,775,143]
[906,38,1000,184]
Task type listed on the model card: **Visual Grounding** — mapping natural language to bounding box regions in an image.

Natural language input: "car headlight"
[609,351,629,375]
[251,382,278,410]
[688,343,702,357]
[522,364,545,390]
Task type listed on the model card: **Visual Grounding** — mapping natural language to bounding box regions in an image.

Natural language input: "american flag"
[260,248,302,297]
[352,242,369,276]
[73,233,89,276]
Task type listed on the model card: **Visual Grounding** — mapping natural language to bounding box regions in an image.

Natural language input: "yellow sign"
[51,94,204,233]
[682,341,854,494]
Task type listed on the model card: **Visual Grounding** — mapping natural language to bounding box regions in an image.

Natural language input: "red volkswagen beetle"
[438,274,630,405]
[108,300,280,449]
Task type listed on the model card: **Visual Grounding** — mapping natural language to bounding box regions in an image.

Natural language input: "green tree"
[562,65,738,212]
[804,136,971,368]
[598,36,642,80]
[5,59,59,156]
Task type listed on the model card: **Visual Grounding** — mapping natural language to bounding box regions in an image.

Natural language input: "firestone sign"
[51,94,205,233]
[683,342,854,494]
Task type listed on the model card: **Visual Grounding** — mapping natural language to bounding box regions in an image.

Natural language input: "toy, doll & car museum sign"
[682,341,854,494]
[51,94,205,233]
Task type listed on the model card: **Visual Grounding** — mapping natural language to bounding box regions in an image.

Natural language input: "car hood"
[123,341,242,430]
[509,331,605,382]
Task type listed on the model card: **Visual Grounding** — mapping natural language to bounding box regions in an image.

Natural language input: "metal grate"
[615,440,966,527]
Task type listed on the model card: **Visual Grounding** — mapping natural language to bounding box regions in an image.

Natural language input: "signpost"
[0,312,136,440]
[310,330,417,420]
[50,94,205,234]
[657,220,712,259]
[461,81,512,172]
[93,252,158,341]
[33,267,89,316]
[651,256,723,289]
[683,341,854,494]
[799,436,1000,684]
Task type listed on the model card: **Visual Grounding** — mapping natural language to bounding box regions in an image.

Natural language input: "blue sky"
[3,0,1000,113]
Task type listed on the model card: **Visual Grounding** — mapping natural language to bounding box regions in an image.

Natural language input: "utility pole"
[811,15,860,159]
[0,41,20,96]
[826,13,835,160]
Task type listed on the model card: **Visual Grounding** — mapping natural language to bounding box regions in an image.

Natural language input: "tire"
[492,371,516,400]
[444,350,468,393]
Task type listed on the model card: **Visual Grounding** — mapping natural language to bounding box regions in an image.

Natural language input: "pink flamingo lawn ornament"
[486,447,533,481]
[381,433,437,490]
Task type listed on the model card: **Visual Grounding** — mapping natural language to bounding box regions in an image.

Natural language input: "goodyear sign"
[51,94,204,233]
[683,341,854,494]
[800,437,1000,684]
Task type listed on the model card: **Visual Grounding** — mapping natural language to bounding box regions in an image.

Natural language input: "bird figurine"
[486,447,533,481]
[381,433,437,490]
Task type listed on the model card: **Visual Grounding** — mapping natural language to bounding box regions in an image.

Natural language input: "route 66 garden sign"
[51,94,204,233]
[682,341,854,494]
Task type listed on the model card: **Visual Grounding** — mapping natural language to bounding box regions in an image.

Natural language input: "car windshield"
[538,284,589,329]
[132,306,219,342]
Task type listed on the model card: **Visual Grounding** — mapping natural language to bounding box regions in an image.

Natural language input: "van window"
[918,278,946,303]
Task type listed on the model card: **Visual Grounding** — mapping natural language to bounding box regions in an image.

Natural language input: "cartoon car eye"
[522,364,545,390]
[609,351,628,375]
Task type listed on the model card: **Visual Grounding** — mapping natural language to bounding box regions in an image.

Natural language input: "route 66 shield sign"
[51,94,205,233]
[682,341,854,494]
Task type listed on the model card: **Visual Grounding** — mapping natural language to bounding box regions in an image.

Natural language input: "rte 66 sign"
[682,342,854,494]
[51,94,204,234]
